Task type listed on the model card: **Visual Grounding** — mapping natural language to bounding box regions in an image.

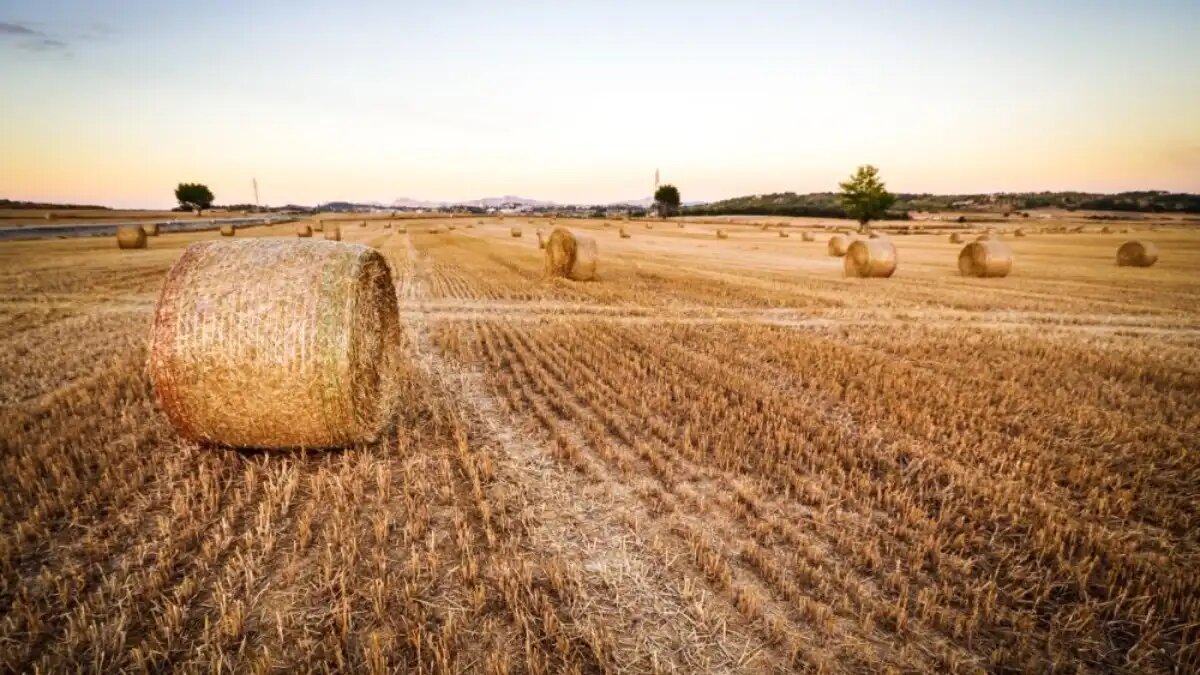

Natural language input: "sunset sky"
[1,0,1198,208]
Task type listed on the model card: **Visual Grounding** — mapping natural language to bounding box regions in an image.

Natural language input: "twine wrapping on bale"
[949,232,965,244]
[958,240,1013,278]
[296,224,313,238]
[220,224,235,237]
[827,234,852,257]
[142,223,160,237]
[116,225,147,249]
[619,227,631,239]
[149,239,401,449]
[1116,240,1158,267]
[510,227,522,238]
[325,225,341,242]
[544,227,598,281]
[844,239,897,278]
[716,230,728,239]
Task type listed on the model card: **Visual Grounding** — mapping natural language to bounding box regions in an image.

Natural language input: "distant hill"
[687,190,1200,218]
[1,199,110,210]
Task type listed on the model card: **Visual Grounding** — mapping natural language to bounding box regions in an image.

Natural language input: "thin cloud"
[0,20,70,52]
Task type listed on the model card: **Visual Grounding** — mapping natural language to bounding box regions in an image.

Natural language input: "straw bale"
[544,227,597,281]
[296,224,312,237]
[801,232,815,242]
[779,230,790,238]
[142,223,160,237]
[844,239,897,278]
[716,230,728,239]
[1014,228,1026,237]
[148,239,401,449]
[949,232,964,244]
[510,227,522,237]
[325,225,341,241]
[220,223,235,236]
[116,225,147,249]
[958,240,1013,278]
[620,227,631,239]
[827,234,853,257]
[1116,240,1158,267]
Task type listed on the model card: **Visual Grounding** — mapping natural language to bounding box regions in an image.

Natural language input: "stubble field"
[1,215,1198,673]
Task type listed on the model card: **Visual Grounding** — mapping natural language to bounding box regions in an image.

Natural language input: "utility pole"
[252,178,259,211]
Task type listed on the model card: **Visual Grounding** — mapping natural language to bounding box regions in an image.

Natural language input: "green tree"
[175,183,215,216]
[838,165,895,226]
[654,184,681,218]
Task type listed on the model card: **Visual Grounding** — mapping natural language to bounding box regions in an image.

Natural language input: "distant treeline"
[0,199,110,210]
[690,190,1200,217]
[684,192,910,220]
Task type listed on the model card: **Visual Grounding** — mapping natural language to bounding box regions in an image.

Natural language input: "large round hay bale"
[844,239,897,278]
[116,225,147,249]
[220,223,235,237]
[149,239,401,449]
[296,224,313,238]
[716,229,728,239]
[325,225,341,241]
[827,234,852,257]
[958,241,1013,278]
[510,227,522,238]
[142,223,160,237]
[801,232,815,242]
[1116,240,1158,267]
[545,228,597,281]
[778,230,790,238]
[619,227,631,239]
[949,232,965,244]
[1014,228,1026,237]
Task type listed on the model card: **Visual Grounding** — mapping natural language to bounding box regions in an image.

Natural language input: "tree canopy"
[838,165,895,225]
[175,183,215,215]
[654,184,681,218]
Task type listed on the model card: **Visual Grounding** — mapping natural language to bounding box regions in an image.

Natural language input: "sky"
[1,0,1198,208]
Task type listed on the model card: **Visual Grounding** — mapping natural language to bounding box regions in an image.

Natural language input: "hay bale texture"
[325,225,341,242]
[1116,241,1158,267]
[296,224,313,238]
[827,234,853,257]
[220,224,235,237]
[844,239,897,278]
[142,223,160,237]
[544,228,597,281]
[958,241,1013,278]
[149,239,401,449]
[116,225,147,249]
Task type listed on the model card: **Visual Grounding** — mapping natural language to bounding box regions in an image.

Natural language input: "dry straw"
[868,231,888,240]
[949,232,965,244]
[827,234,853,257]
[116,225,147,249]
[142,223,160,237]
[509,227,522,237]
[976,232,995,241]
[844,239,897,278]
[149,239,401,449]
[296,223,313,238]
[716,229,728,239]
[537,231,546,249]
[779,230,790,238]
[384,222,392,229]
[220,224,235,237]
[325,225,342,241]
[1116,240,1158,267]
[544,227,597,281]
[801,231,815,242]
[958,240,1013,278]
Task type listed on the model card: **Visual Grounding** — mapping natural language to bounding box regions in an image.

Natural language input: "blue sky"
[1,0,1198,207]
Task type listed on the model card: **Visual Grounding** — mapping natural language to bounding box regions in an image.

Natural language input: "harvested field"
[2,216,1199,673]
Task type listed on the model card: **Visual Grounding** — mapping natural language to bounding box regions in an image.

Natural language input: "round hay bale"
[384,222,392,229]
[44,212,55,220]
[220,223,235,237]
[313,221,324,232]
[619,227,631,239]
[141,223,160,237]
[801,232,815,242]
[149,240,400,449]
[324,225,341,241]
[1014,228,1026,237]
[975,232,995,241]
[645,223,653,230]
[827,234,852,257]
[510,227,522,238]
[958,240,1013,278]
[1116,240,1158,267]
[843,239,897,278]
[448,224,457,231]
[296,224,313,238]
[360,221,367,227]
[116,225,147,249]
[778,230,790,238]
[949,232,965,244]
[1101,225,1113,234]
[537,231,546,249]
[716,229,728,239]
[545,228,597,281]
